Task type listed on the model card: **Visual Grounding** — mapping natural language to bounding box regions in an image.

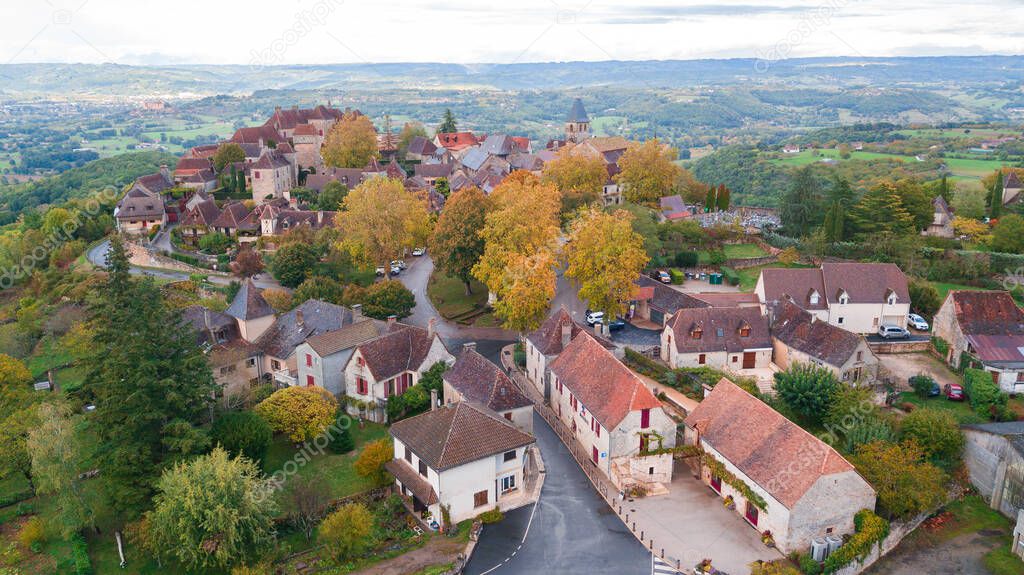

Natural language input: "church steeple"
[565,98,590,143]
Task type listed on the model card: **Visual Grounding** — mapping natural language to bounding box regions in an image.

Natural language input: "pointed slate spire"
[225,279,274,321]
[566,98,589,123]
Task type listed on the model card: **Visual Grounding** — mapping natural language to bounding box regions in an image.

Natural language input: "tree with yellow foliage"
[354,438,394,486]
[256,387,338,443]
[615,139,681,206]
[565,207,648,318]
[541,146,608,214]
[322,112,379,168]
[492,251,559,332]
[952,216,990,243]
[336,178,431,274]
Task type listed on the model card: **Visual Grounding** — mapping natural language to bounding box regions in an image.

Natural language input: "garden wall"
[832,511,931,575]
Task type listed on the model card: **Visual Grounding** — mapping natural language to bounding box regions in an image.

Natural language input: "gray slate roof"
[225,279,275,321]
[256,300,355,359]
[567,98,589,123]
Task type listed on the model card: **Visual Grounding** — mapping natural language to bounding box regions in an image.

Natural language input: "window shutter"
[641,408,650,428]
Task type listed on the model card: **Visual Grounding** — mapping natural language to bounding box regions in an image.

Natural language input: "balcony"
[274,369,297,387]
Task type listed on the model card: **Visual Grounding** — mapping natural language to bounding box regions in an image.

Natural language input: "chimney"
[352,304,362,320]
[275,106,281,113]
[296,309,304,327]
[594,322,603,337]
[430,389,438,411]
[463,342,476,353]
[428,317,437,339]
[159,164,170,183]
[561,322,572,349]
[387,314,397,327]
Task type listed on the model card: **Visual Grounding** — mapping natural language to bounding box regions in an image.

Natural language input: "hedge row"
[70,533,93,575]
[719,266,740,286]
[963,368,1009,420]
[822,509,890,573]
[623,348,668,380]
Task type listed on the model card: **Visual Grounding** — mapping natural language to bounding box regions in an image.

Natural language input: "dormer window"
[886,289,897,305]
[691,328,702,339]
[809,290,820,305]
[739,323,751,337]
[838,290,849,305]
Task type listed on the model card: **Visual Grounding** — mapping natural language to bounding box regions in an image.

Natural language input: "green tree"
[198,231,232,255]
[83,235,214,520]
[362,280,416,319]
[293,276,346,306]
[147,448,277,570]
[852,440,945,520]
[319,503,375,561]
[213,143,245,172]
[773,363,839,425]
[270,242,319,288]
[211,411,273,465]
[780,166,822,237]
[899,408,964,467]
[327,412,355,454]
[28,402,99,537]
[430,186,490,295]
[908,278,941,316]
[318,181,348,210]
[849,183,916,237]
[991,213,1024,254]
[437,109,457,134]
[0,406,38,492]
[893,179,933,231]
[990,171,1004,219]
[715,184,730,211]
[822,177,855,242]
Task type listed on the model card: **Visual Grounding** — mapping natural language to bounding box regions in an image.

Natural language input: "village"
[0,96,995,575]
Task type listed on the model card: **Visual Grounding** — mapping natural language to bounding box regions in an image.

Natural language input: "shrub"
[17,517,45,549]
[327,413,355,454]
[964,368,1008,419]
[793,552,822,575]
[707,249,727,265]
[669,269,685,284]
[822,510,889,573]
[931,337,950,357]
[909,374,936,398]
[899,408,964,466]
[720,266,740,286]
[674,251,698,267]
[70,533,93,575]
[478,507,503,524]
[211,411,273,465]
[623,348,669,379]
[0,489,34,507]
[319,503,375,561]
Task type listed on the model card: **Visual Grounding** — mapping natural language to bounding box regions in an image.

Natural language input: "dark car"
[607,318,626,331]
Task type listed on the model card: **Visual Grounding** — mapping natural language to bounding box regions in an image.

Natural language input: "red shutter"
[306,375,315,387]
[305,353,312,367]
[641,408,650,428]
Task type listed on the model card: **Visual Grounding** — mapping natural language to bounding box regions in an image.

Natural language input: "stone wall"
[831,512,931,575]
[867,339,932,354]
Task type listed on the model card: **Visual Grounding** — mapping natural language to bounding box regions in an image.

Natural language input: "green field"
[770,148,1008,180]
[425,272,497,327]
[930,281,986,302]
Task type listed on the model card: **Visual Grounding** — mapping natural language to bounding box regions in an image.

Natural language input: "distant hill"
[3,56,1024,96]
[0,151,178,214]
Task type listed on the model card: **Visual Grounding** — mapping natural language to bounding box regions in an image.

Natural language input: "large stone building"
[962,422,1024,520]
[684,379,877,554]
[770,299,878,384]
[660,306,773,372]
[933,290,1024,393]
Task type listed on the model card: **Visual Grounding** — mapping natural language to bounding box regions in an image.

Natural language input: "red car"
[944,383,965,401]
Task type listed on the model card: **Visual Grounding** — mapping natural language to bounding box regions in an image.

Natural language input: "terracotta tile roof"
[510,136,531,153]
[435,132,479,151]
[413,162,453,179]
[636,275,709,314]
[385,158,406,179]
[526,308,605,356]
[211,201,256,230]
[384,460,437,504]
[389,402,534,471]
[771,299,864,368]
[549,331,662,429]
[584,136,630,154]
[305,167,370,191]
[304,319,387,357]
[293,123,317,136]
[691,292,760,307]
[949,290,1024,336]
[758,268,828,311]
[1005,171,1022,189]
[354,325,447,382]
[256,300,354,359]
[965,334,1024,364]
[180,198,221,228]
[231,125,281,145]
[685,379,860,508]
[821,262,908,304]
[188,144,219,158]
[666,307,771,355]
[225,279,275,321]
[444,349,532,412]
[175,157,212,175]
[660,195,686,216]
[252,150,291,170]
[135,172,173,195]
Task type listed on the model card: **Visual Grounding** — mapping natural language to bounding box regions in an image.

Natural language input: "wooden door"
[742,352,756,369]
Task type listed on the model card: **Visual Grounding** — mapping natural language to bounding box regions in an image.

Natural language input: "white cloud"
[1,0,1021,65]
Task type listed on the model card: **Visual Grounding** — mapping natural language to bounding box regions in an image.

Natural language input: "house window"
[504,412,512,421]
[698,353,706,365]
[473,490,489,508]
[503,450,517,462]
[649,467,655,475]
[745,502,759,527]
[254,171,261,179]
[271,359,281,371]
[837,317,844,325]
[710,475,722,493]
[809,291,819,305]
[357,377,368,395]
[418,460,428,477]
[732,355,738,363]
[739,326,750,337]
[306,375,315,387]
[404,446,412,463]
[357,356,365,367]
[640,408,650,428]
[500,474,516,493]
[691,328,702,340]
[1017,372,1024,383]
[873,317,879,327]
[305,354,312,367]
[856,351,863,362]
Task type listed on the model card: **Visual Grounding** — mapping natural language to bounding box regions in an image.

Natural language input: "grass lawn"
[25,335,80,378]
[263,421,388,504]
[698,243,768,264]
[984,536,1024,575]
[769,148,1009,179]
[736,262,814,291]
[897,392,986,424]
[930,281,986,302]
[425,272,497,327]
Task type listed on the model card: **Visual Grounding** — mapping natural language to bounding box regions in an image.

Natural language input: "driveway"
[878,352,960,391]
[865,529,1006,575]
[610,323,662,348]
[464,410,651,575]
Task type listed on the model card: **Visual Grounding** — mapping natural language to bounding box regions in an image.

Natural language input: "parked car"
[944,383,965,401]
[607,318,626,331]
[390,264,402,276]
[907,313,930,331]
[412,247,426,256]
[878,325,911,339]
[391,260,407,270]
[375,265,386,276]
[585,311,605,326]
[656,270,672,284]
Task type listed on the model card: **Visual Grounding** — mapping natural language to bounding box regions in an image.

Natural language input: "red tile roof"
[821,262,908,304]
[435,132,479,151]
[949,290,1024,336]
[355,325,446,382]
[758,268,828,311]
[771,299,865,368]
[686,379,860,508]
[444,349,532,412]
[549,331,662,429]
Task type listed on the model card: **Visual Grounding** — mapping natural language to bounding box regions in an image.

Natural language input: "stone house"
[442,343,534,433]
[632,275,709,326]
[293,309,389,397]
[223,279,276,343]
[661,306,773,372]
[386,401,537,526]
[933,290,1024,393]
[257,300,359,383]
[114,185,166,234]
[343,321,454,423]
[754,263,910,335]
[770,299,878,383]
[922,196,954,238]
[684,379,877,554]
[524,308,619,401]
[250,150,294,202]
[549,330,675,492]
[178,197,221,243]
[181,305,261,400]
[405,136,437,162]
[962,422,1024,519]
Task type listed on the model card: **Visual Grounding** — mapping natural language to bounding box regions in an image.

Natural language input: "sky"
[4,0,1023,66]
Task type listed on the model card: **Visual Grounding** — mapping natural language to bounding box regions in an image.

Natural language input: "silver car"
[878,325,910,339]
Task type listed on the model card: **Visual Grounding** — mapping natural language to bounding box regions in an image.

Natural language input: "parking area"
[877,352,960,390]
[611,323,662,347]
[624,463,783,574]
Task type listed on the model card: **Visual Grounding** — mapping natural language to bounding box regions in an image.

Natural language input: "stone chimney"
[428,317,437,339]
[159,164,170,183]
[430,389,438,411]
[594,322,603,337]
[463,342,477,353]
[387,314,397,327]
[296,309,304,327]
[561,322,572,349]
[352,304,362,320]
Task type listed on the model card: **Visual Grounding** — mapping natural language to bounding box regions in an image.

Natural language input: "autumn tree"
[952,216,989,242]
[354,439,394,486]
[230,247,264,278]
[675,167,709,204]
[397,122,428,159]
[261,288,293,312]
[319,503,375,561]
[492,251,559,332]
[430,186,490,294]
[256,387,338,443]
[0,406,38,492]
[852,440,945,519]
[213,143,246,172]
[147,448,277,570]
[541,147,608,213]
[28,402,99,537]
[336,178,431,274]
[565,207,648,318]
[615,139,680,206]
[0,353,32,415]
[322,111,379,168]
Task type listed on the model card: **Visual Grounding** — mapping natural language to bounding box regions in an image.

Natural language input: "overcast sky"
[5,0,1022,66]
